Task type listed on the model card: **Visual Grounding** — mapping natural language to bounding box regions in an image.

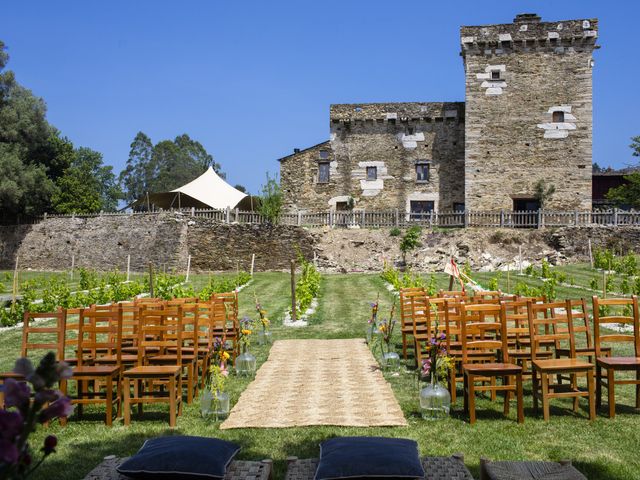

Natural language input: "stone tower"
[461,13,599,211]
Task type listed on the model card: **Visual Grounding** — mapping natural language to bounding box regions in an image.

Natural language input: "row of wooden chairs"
[0,292,239,427]
[400,287,640,423]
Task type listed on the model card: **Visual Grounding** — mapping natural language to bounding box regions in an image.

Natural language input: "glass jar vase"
[419,381,451,420]
[200,390,230,420]
[235,349,257,376]
[381,350,400,371]
[257,329,273,345]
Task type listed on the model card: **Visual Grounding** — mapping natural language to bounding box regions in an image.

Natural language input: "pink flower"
[220,362,229,377]
[4,378,31,410]
[39,396,73,423]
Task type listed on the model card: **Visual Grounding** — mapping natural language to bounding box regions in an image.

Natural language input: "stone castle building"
[279,13,599,215]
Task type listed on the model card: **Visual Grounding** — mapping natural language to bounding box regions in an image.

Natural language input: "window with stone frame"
[491,70,501,80]
[366,166,377,181]
[415,162,429,182]
[453,202,465,212]
[319,150,329,160]
[552,111,565,123]
[318,162,330,183]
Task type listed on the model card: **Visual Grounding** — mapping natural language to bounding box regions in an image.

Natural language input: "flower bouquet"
[235,317,256,376]
[365,293,380,344]
[0,352,73,480]
[374,302,399,370]
[254,293,272,345]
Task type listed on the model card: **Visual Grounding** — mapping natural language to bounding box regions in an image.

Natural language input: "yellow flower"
[242,329,252,335]
[221,351,230,361]
[379,324,387,332]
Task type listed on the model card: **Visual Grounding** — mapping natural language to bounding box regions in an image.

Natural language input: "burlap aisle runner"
[220,339,408,429]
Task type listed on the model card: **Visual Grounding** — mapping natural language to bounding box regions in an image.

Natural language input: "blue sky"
[3,1,639,193]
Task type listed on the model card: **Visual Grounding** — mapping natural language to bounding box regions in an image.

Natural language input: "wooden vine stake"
[148,262,155,298]
[588,239,593,268]
[11,257,19,314]
[250,254,256,277]
[290,259,297,322]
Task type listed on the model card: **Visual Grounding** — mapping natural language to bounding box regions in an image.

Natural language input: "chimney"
[293,148,300,154]
[514,13,541,23]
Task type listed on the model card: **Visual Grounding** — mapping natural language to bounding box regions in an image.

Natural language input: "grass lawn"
[1,272,639,479]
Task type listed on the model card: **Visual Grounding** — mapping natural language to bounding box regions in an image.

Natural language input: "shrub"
[78,267,99,290]
[258,172,283,225]
[399,226,422,263]
[293,256,321,316]
[198,272,252,301]
[389,227,401,237]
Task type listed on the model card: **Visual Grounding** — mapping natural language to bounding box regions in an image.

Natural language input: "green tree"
[533,179,556,208]
[234,184,247,193]
[258,172,283,224]
[607,172,640,209]
[606,136,640,208]
[119,132,223,202]
[52,148,120,213]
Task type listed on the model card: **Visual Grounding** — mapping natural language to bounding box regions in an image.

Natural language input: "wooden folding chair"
[460,303,524,424]
[592,296,640,418]
[0,309,67,408]
[65,306,123,426]
[527,300,595,421]
[211,292,240,360]
[122,307,183,427]
[400,287,427,362]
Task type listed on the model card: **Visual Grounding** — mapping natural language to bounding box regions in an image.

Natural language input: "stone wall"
[462,14,597,210]
[279,102,465,214]
[0,214,315,273]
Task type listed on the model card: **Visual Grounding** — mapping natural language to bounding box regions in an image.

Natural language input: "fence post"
[297,211,302,226]
[395,209,399,227]
[464,210,469,228]
[613,208,618,226]
[43,212,47,221]
[537,209,542,229]
[500,209,504,228]
[191,207,195,216]
[226,206,230,224]
[329,210,334,228]
[235,208,239,223]
[574,210,579,226]
[429,210,434,229]
[361,209,365,228]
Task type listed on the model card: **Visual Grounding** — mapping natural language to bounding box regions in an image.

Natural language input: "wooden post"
[148,263,155,298]
[518,245,523,274]
[602,270,606,299]
[588,239,593,268]
[290,259,297,322]
[126,255,131,282]
[395,209,399,227]
[70,255,75,281]
[574,210,579,226]
[297,211,302,226]
[361,209,365,228]
[226,206,231,224]
[186,255,192,282]
[500,210,504,228]
[613,208,618,227]
[250,254,256,277]
[11,257,19,313]
[506,265,511,293]
[235,208,239,223]
[537,209,543,229]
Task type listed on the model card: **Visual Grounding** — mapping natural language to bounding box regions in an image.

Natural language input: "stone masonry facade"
[280,13,598,214]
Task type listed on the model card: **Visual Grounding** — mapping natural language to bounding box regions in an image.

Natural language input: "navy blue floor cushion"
[117,436,241,479]
[314,437,425,480]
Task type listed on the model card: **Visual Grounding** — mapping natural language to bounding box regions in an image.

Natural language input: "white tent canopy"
[132,167,249,210]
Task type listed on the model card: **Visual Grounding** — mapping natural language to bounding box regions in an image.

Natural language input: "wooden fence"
[7,208,640,229]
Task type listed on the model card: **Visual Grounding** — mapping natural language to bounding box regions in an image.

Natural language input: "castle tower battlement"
[462,13,598,211]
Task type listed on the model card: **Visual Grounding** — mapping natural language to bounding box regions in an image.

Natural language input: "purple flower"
[3,379,31,410]
[0,439,19,465]
[35,389,61,405]
[430,338,437,346]
[43,435,57,455]
[0,410,23,441]
[13,358,34,378]
[39,396,73,423]
[439,333,446,341]
[55,362,73,380]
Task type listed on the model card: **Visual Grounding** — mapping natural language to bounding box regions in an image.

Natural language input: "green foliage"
[590,277,599,291]
[197,272,252,301]
[488,272,501,291]
[540,277,557,301]
[78,268,99,290]
[258,172,283,224]
[0,281,4,294]
[119,132,223,204]
[293,256,321,316]
[462,260,472,278]
[593,248,638,277]
[606,136,640,207]
[513,281,540,298]
[540,259,551,278]
[399,226,422,262]
[389,227,401,237]
[533,179,556,208]
[380,263,426,291]
[52,147,120,213]
[524,264,535,276]
[153,273,188,300]
[619,277,630,295]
